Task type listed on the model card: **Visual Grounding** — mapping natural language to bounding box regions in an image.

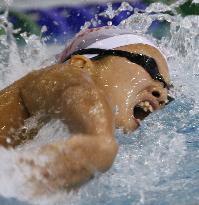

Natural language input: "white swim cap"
[58,26,170,87]
[58,26,159,63]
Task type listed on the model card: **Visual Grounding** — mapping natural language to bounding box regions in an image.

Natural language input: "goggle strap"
[64,48,168,88]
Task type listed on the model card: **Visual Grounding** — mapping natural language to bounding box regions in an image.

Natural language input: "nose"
[148,83,168,107]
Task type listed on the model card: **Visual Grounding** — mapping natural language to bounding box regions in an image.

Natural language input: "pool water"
[0,1,198,205]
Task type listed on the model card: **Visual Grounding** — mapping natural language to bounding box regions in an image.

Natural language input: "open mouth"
[133,101,154,121]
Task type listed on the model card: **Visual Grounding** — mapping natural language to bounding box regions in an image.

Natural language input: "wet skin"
[93,44,169,132]
[0,44,170,194]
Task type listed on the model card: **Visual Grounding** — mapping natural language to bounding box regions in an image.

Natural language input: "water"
[0,1,199,205]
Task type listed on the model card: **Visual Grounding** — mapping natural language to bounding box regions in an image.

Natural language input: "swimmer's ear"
[69,55,94,74]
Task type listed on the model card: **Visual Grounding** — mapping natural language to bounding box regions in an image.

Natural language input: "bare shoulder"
[22,64,94,88]
[19,64,97,115]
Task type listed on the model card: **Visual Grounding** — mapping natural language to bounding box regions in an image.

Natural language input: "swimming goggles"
[63,48,170,89]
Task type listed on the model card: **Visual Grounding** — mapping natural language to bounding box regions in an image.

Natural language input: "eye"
[152,91,160,98]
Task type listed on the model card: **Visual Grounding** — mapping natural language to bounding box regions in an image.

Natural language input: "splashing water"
[0,1,199,205]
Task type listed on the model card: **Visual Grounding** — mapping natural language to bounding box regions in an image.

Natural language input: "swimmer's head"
[59,27,172,132]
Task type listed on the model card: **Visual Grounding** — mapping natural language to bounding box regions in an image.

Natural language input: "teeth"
[149,105,154,112]
[140,102,144,107]
[138,101,154,113]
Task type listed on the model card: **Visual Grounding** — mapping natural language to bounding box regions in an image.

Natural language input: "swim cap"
[58,26,170,85]
[58,26,160,63]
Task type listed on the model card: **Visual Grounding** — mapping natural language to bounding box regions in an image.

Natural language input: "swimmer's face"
[93,44,170,132]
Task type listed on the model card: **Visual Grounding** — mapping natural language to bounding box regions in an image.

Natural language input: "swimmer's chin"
[117,118,140,134]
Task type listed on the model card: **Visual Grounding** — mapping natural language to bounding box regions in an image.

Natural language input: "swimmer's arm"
[38,83,118,191]
[0,82,29,147]
[27,133,118,194]
[20,66,118,193]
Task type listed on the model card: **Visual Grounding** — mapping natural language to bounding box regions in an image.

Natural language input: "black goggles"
[63,48,169,89]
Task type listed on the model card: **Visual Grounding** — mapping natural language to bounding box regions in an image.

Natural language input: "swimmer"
[0,27,172,194]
